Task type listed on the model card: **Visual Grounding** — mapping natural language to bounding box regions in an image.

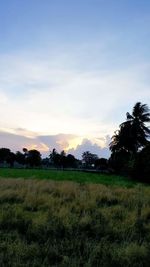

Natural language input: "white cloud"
[0,130,110,159]
[0,53,150,140]
[68,138,110,159]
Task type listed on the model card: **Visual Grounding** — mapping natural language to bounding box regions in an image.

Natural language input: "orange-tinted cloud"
[0,130,110,159]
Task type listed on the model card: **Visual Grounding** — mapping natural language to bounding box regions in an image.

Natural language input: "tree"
[95,158,108,171]
[49,149,78,168]
[66,154,77,168]
[59,150,65,167]
[23,148,28,154]
[82,151,98,168]
[0,148,11,164]
[49,149,61,167]
[15,151,25,165]
[26,149,41,167]
[110,102,150,155]
[7,152,16,167]
[132,142,150,182]
[42,157,50,168]
[0,148,16,167]
[109,149,130,174]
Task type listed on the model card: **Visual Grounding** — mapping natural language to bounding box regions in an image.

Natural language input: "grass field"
[0,169,150,266]
[0,178,150,266]
[0,168,138,187]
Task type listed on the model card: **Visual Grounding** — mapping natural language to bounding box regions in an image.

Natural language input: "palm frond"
[126,112,133,120]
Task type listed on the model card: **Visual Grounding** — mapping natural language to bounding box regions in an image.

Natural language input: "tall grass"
[0,178,150,266]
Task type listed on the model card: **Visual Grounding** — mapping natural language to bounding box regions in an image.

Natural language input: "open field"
[0,178,150,266]
[0,168,139,187]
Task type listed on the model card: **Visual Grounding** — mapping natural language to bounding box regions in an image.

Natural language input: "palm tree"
[122,102,150,151]
[110,102,150,154]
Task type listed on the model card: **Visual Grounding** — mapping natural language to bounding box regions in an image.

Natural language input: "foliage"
[15,151,25,165]
[109,102,150,176]
[82,151,98,168]
[41,157,50,167]
[0,148,11,163]
[0,178,150,266]
[109,150,131,174]
[95,158,108,171]
[132,143,150,182]
[6,152,16,167]
[66,154,77,168]
[0,148,42,168]
[26,149,42,167]
[110,102,150,154]
[49,149,78,168]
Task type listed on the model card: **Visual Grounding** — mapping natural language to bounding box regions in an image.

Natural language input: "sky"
[0,0,150,158]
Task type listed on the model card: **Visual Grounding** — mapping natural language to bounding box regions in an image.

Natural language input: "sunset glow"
[0,0,150,158]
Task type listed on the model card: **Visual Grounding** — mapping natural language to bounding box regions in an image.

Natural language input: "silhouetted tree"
[23,147,28,155]
[49,149,61,167]
[0,148,16,167]
[109,102,150,174]
[49,149,78,168]
[0,148,11,164]
[95,158,108,171]
[15,151,25,165]
[26,149,41,167]
[132,142,150,182]
[42,157,50,168]
[82,151,98,168]
[110,102,150,155]
[7,152,16,167]
[59,150,66,168]
[66,154,77,168]
[109,150,130,174]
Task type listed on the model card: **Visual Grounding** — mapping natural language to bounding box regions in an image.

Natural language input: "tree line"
[0,101,150,182]
[0,146,108,171]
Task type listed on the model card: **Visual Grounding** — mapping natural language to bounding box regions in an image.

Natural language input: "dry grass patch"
[0,178,150,267]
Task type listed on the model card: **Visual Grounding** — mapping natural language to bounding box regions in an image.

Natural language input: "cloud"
[68,137,110,159]
[38,134,80,151]
[0,131,39,152]
[0,130,110,159]
[0,51,150,140]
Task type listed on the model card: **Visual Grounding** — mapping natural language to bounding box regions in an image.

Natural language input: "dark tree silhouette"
[95,158,108,171]
[49,149,77,168]
[26,149,41,167]
[132,143,150,182]
[109,102,150,174]
[0,147,10,163]
[0,148,11,164]
[110,102,150,154]
[42,157,50,168]
[0,148,16,167]
[66,154,77,168]
[82,151,98,168]
[15,151,25,165]
[7,152,16,167]
[49,148,61,167]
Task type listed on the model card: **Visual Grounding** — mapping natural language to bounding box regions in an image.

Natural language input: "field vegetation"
[0,168,137,187]
[0,177,150,266]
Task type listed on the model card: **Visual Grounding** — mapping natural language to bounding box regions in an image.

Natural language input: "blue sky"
[0,0,150,158]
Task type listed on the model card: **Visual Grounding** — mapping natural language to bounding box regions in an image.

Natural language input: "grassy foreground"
[0,178,150,266]
[0,168,137,187]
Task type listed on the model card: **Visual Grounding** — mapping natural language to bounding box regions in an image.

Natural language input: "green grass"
[0,178,150,267]
[0,168,138,187]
